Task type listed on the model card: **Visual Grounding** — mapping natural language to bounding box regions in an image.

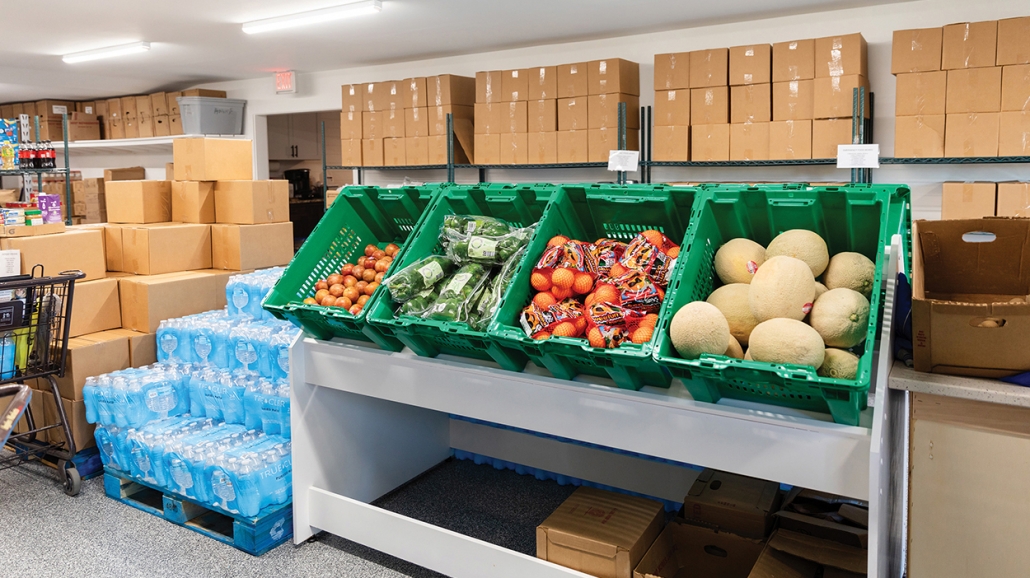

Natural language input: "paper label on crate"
[468,236,498,259]
[608,150,640,172]
[0,250,19,278]
[836,144,879,168]
[417,261,445,285]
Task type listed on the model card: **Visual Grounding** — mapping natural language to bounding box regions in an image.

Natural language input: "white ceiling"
[2,0,894,103]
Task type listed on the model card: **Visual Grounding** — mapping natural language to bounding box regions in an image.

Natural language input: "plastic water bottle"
[0,333,15,380]
[244,378,290,438]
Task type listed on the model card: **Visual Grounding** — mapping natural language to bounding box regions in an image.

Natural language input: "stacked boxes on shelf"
[0,100,101,142]
[811,34,868,158]
[893,17,1030,157]
[731,44,772,160]
[475,69,523,164]
[941,180,1030,218]
[525,66,558,163]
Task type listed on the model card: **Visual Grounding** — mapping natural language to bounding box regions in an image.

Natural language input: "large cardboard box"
[941,182,997,219]
[690,49,729,88]
[892,28,943,74]
[557,63,589,98]
[500,69,528,102]
[527,132,558,164]
[426,74,476,106]
[692,87,730,125]
[119,270,233,333]
[557,130,589,163]
[747,530,867,578]
[404,107,429,138]
[171,181,215,223]
[341,138,362,166]
[40,390,94,450]
[772,80,814,121]
[105,180,172,224]
[942,21,998,70]
[104,167,146,181]
[340,109,362,140]
[537,487,665,578]
[362,111,382,139]
[475,70,503,103]
[812,118,854,159]
[773,39,816,82]
[383,137,406,166]
[499,133,528,164]
[382,108,405,139]
[654,52,691,91]
[815,33,867,78]
[654,90,690,126]
[180,89,227,98]
[731,84,772,124]
[427,135,470,165]
[172,138,253,181]
[362,139,384,166]
[946,67,1002,113]
[213,180,289,224]
[104,328,157,368]
[211,222,294,271]
[121,223,212,275]
[68,277,121,338]
[527,66,558,100]
[167,92,183,116]
[730,44,772,86]
[730,122,770,161]
[769,120,812,160]
[589,59,640,96]
[55,331,130,400]
[1001,64,1030,112]
[999,111,1030,156]
[428,104,474,136]
[894,115,946,158]
[37,112,100,142]
[997,17,1030,66]
[813,75,870,119]
[121,96,139,138]
[405,136,429,165]
[944,112,1000,157]
[682,469,782,539]
[34,99,75,119]
[997,182,1030,217]
[653,125,690,161]
[557,97,590,132]
[153,115,170,137]
[528,99,558,133]
[403,76,427,109]
[588,128,639,163]
[912,218,1030,377]
[499,101,528,133]
[150,92,168,117]
[692,124,731,161]
[634,521,765,578]
[0,229,105,281]
[895,71,947,116]
[588,93,640,129]
[474,133,500,164]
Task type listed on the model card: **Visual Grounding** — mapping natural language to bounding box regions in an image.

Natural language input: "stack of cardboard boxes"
[69,166,146,224]
[940,181,1030,218]
[102,89,220,140]
[893,18,1030,158]
[0,100,101,142]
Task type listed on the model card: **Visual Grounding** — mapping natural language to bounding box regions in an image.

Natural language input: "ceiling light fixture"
[242,0,382,34]
[62,41,151,64]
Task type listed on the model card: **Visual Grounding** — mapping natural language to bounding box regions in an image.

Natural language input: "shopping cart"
[0,266,85,496]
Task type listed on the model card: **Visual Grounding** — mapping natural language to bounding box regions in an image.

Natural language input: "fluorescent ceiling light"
[62,41,151,64]
[242,0,382,34]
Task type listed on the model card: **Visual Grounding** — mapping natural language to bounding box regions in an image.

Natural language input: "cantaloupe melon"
[818,348,859,380]
[744,348,753,360]
[714,238,766,284]
[748,318,825,369]
[706,283,760,345]
[669,301,731,359]
[725,336,744,359]
[748,256,816,321]
[824,252,875,297]
[814,281,828,301]
[809,288,869,348]
[766,230,829,277]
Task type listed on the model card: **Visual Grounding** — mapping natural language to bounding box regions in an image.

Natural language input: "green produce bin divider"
[651,184,910,425]
[366,183,557,367]
[262,184,442,348]
[488,184,699,390]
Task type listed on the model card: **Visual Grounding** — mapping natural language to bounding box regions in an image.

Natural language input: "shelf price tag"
[608,150,639,172]
[836,144,880,168]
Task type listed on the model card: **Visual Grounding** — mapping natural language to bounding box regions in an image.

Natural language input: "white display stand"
[289,241,906,578]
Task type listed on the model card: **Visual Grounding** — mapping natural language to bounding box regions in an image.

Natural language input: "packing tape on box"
[831,76,842,95]
[508,102,518,132]
[434,77,442,106]
[963,23,973,69]
[486,73,494,103]
[705,89,714,106]
[744,73,753,84]
[829,37,844,77]
[789,80,799,98]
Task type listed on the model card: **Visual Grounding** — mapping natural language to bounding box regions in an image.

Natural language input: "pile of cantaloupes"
[668,229,875,380]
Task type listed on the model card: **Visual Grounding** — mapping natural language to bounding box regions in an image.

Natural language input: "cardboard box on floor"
[211,222,294,271]
[104,328,157,368]
[173,138,253,181]
[912,218,1030,377]
[681,468,782,540]
[891,27,943,74]
[941,182,996,219]
[171,181,215,223]
[68,277,121,338]
[39,390,94,450]
[634,520,765,578]
[104,180,172,223]
[119,270,233,333]
[537,487,665,578]
[747,530,867,578]
[121,223,212,275]
[214,180,289,224]
[55,330,131,400]
[0,229,105,281]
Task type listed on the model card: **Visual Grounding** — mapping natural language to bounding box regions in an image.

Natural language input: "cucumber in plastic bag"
[382,255,454,303]
[423,263,490,323]
[442,214,511,238]
[397,287,439,318]
[443,224,536,265]
[470,246,526,331]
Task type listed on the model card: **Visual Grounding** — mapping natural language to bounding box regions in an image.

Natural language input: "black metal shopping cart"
[0,266,84,496]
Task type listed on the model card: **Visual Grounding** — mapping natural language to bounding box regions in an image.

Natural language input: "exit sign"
[275,70,296,94]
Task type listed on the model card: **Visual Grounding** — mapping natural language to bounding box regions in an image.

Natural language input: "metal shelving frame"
[0,114,71,224]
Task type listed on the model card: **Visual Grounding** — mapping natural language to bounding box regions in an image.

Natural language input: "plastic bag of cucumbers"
[440,214,536,266]
[422,263,491,323]
[382,255,455,303]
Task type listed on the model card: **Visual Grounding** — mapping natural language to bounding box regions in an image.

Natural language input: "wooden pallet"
[102,467,292,556]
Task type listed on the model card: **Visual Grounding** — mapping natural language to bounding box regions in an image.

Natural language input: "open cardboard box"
[912,218,1030,377]
[634,520,764,578]
[747,530,866,578]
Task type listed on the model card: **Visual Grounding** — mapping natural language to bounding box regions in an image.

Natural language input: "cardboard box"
[382,108,405,139]
[815,33,867,78]
[167,92,183,116]
[773,488,869,549]
[340,109,362,140]
[37,112,100,142]
[118,270,233,333]
[475,102,526,134]
[588,93,640,129]
[589,59,640,96]
[362,139,384,166]
[654,90,690,126]
[812,118,854,158]
[588,128,639,163]
[122,223,212,275]
[942,21,998,69]
[53,331,130,400]
[681,468,782,539]
[528,99,558,133]
[104,167,146,181]
[181,89,227,98]
[944,112,1000,157]
[537,487,664,578]
[747,530,867,578]
[68,278,121,338]
[105,98,122,121]
[941,182,996,219]
[895,71,947,116]
[0,229,105,281]
[730,122,770,161]
[652,125,690,161]
[427,134,470,165]
[999,110,1030,156]
[912,218,1030,377]
[426,74,476,106]
[527,132,558,164]
[1002,64,1030,112]
[772,80,815,121]
[654,52,691,91]
[998,17,1030,66]
[474,133,500,164]
[378,81,404,111]
[40,391,94,450]
[634,521,765,578]
[731,84,772,123]
[892,28,943,74]
[103,328,157,367]
[172,138,253,181]
[403,77,427,108]
[997,182,1030,217]
[362,111,382,139]
[527,66,558,100]
[34,99,74,118]
[691,87,730,125]
[769,120,813,160]
[894,115,946,158]
[499,132,528,164]
[476,70,504,103]
[105,180,171,224]
[362,83,382,112]
[405,135,429,165]
[214,180,289,224]
[730,44,772,85]
[383,137,406,166]
[558,97,589,131]
[813,75,870,119]
[121,96,138,138]
[428,104,474,136]
[557,130,589,163]
[404,107,429,137]
[690,49,729,88]
[946,67,1002,113]
[211,222,293,271]
[692,124,731,161]
[171,181,215,223]
[341,138,362,166]
[340,83,362,112]
[108,117,125,139]
[501,69,529,101]
[153,115,170,137]
[557,63,589,98]
[169,115,183,136]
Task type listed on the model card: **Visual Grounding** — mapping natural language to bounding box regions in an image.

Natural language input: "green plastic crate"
[262,184,441,348]
[651,184,910,425]
[488,184,699,390]
[365,183,556,368]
